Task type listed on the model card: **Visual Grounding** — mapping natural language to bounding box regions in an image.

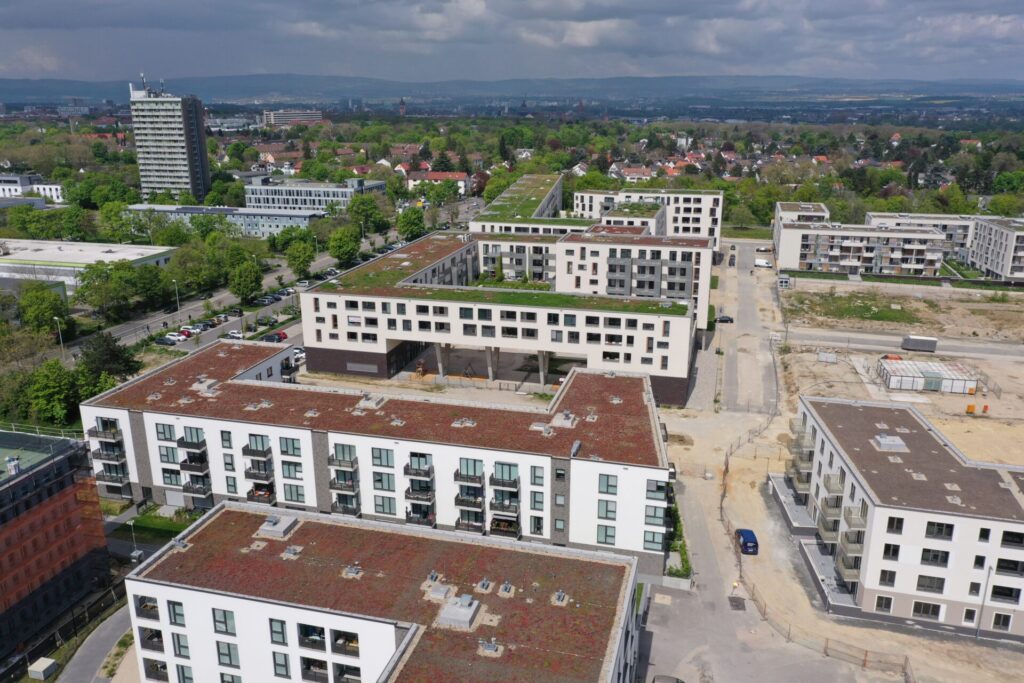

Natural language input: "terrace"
[474,174,560,221]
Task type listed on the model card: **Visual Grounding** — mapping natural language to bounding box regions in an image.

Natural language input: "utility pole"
[172,279,181,324]
[53,317,65,360]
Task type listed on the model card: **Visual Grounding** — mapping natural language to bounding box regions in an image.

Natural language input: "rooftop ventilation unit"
[438,594,481,630]
[147,392,162,401]
[342,563,363,579]
[872,434,909,453]
[390,417,406,427]
[550,410,578,429]
[552,589,570,607]
[304,409,319,418]
[357,394,386,410]
[5,457,20,477]
[258,515,298,539]
[609,395,623,405]
[498,580,514,598]
[428,569,439,583]
[281,545,303,560]
[451,417,477,429]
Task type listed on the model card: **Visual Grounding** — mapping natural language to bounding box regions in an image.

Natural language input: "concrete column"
[434,344,446,377]
[538,351,549,387]
[485,346,496,381]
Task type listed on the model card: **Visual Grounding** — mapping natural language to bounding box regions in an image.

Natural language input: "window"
[159,446,178,464]
[598,500,617,520]
[217,641,239,668]
[644,531,664,551]
[969,582,981,596]
[886,516,903,534]
[283,484,305,503]
[372,448,394,467]
[374,496,396,515]
[531,491,544,511]
[213,608,235,635]
[875,596,892,613]
[156,423,175,441]
[993,613,1012,632]
[991,585,1021,604]
[175,665,193,683]
[279,437,301,457]
[883,544,900,561]
[221,431,232,449]
[168,601,185,626]
[554,519,565,531]
[373,472,395,491]
[459,307,473,319]
[597,525,616,546]
[598,474,618,495]
[273,652,290,678]
[997,558,1024,576]
[979,528,991,542]
[646,480,668,500]
[555,494,565,506]
[248,434,270,452]
[173,633,189,658]
[270,618,287,645]
[912,601,941,620]
[964,608,977,625]
[925,521,954,540]
[879,570,896,587]
[162,469,181,487]
[555,468,566,482]
[645,505,666,526]
[916,575,945,594]
[975,555,986,569]
[494,462,518,482]
[1001,530,1024,548]
[223,453,234,472]
[282,462,302,480]
[531,466,544,486]
[225,476,237,494]
[920,549,949,567]
[334,444,355,462]
[530,515,543,535]
[564,314,576,327]
[459,458,483,477]
[221,675,241,683]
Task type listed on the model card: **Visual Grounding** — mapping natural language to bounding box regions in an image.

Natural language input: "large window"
[645,505,666,526]
[334,444,356,461]
[175,665,193,683]
[598,474,617,495]
[373,472,395,491]
[270,618,287,645]
[283,484,305,504]
[925,521,954,540]
[644,531,664,551]
[494,462,518,482]
[279,437,302,457]
[168,601,185,626]
[213,608,236,635]
[993,613,1012,632]
[912,601,941,620]
[598,500,617,520]
[159,446,178,464]
[162,469,181,487]
[883,543,900,561]
[646,480,667,500]
[216,641,239,668]
[916,575,945,594]
[597,525,616,545]
[282,462,302,480]
[879,569,896,587]
[920,548,949,567]
[886,516,903,534]
[248,434,270,451]
[183,427,204,444]
[372,448,394,467]
[459,458,483,476]
[374,496,396,515]
[991,585,1022,604]
[156,423,176,442]
[875,596,893,613]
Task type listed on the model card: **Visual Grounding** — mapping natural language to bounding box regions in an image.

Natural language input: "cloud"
[0,0,1020,81]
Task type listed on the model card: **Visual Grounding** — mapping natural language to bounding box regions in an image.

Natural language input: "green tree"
[228,260,263,303]
[328,228,361,267]
[98,201,134,243]
[286,241,316,279]
[27,360,78,425]
[78,332,142,381]
[74,260,136,321]
[433,151,454,171]
[396,207,427,241]
[347,194,389,235]
[132,264,171,308]
[77,369,118,401]
[987,194,1024,217]
[18,282,70,333]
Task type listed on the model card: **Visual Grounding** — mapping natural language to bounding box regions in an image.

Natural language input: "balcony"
[138,628,164,653]
[134,600,160,620]
[331,501,360,516]
[175,436,206,452]
[823,474,844,495]
[281,364,299,377]
[142,661,169,682]
[820,499,842,521]
[489,519,522,539]
[245,467,274,482]
[405,487,435,503]
[247,489,276,505]
[454,494,484,510]
[95,471,130,485]
[490,498,520,515]
[179,457,209,474]
[91,449,127,465]
[298,635,326,651]
[88,427,122,441]
[836,554,861,582]
[328,456,358,471]
[330,638,360,657]
[843,506,867,530]
[455,519,485,534]
[182,481,212,497]
[791,475,811,494]
[331,479,360,493]
[839,532,864,556]
[301,671,329,683]
[816,516,839,543]
[454,469,483,485]
[242,444,273,459]
[489,474,520,490]
[406,512,435,527]
[404,463,434,479]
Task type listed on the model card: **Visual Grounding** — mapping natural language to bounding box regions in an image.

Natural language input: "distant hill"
[1,74,1022,104]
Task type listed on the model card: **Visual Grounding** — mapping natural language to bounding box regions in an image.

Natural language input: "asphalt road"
[56,605,129,683]
[784,326,1023,360]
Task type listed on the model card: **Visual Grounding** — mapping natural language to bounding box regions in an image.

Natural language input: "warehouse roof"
[0,239,174,267]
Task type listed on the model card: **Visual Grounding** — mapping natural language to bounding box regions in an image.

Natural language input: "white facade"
[0,239,176,293]
[126,204,325,238]
[0,174,64,203]
[573,188,724,248]
[245,177,385,212]
[969,217,1024,281]
[774,221,945,275]
[262,109,324,126]
[866,212,977,262]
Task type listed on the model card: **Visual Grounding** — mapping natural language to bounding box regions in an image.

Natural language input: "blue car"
[735,528,759,555]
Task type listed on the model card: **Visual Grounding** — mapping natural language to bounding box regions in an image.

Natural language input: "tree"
[132,264,171,308]
[78,332,142,382]
[27,360,78,426]
[74,260,137,321]
[396,207,427,241]
[286,241,316,279]
[433,151,454,172]
[987,194,1024,217]
[228,261,263,303]
[328,228,361,267]
[18,283,70,333]
[98,201,134,243]
[347,194,389,236]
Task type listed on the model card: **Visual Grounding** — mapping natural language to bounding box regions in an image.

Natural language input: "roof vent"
[390,417,406,427]
[357,394,386,410]
[872,434,908,453]
[585,409,598,423]
[280,545,303,560]
[163,378,177,386]
[147,392,162,401]
[351,409,366,416]
[875,422,889,430]
[258,515,298,539]
[550,410,578,429]
[498,580,515,599]
[609,395,623,405]
[946,495,963,506]
[451,417,477,429]
[944,483,961,492]
[551,590,570,607]
[477,637,503,657]
[438,594,481,630]
[342,563,363,579]
[304,409,319,418]
[895,427,910,434]
[475,577,493,594]
[428,569,439,583]
[911,472,928,481]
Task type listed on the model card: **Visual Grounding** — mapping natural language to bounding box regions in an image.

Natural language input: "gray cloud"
[0,0,1021,81]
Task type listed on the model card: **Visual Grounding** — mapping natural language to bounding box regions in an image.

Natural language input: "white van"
[754,258,773,268]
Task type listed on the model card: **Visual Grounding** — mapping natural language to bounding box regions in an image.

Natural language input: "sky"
[0,0,1022,82]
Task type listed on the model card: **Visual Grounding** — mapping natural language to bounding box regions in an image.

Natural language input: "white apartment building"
[968,217,1024,282]
[774,221,945,275]
[469,174,593,237]
[0,173,64,203]
[80,341,675,573]
[790,397,1024,639]
[866,212,977,262]
[126,204,325,238]
[245,177,386,213]
[405,171,470,197]
[301,232,696,404]
[773,202,829,254]
[573,188,724,248]
[129,83,211,201]
[262,109,324,127]
[125,503,640,683]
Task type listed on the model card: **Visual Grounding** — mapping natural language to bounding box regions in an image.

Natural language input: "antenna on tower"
[159,78,165,94]
[140,72,146,89]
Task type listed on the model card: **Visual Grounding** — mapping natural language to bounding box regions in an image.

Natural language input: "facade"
[866,212,977,262]
[468,175,581,237]
[129,83,211,201]
[125,503,640,683]
[80,341,674,572]
[0,173,64,203]
[774,221,945,275]
[406,171,471,197]
[245,177,385,213]
[573,188,724,249]
[788,397,1024,639]
[126,204,325,238]
[262,109,324,127]
[0,431,107,659]
[0,239,175,293]
[969,217,1024,282]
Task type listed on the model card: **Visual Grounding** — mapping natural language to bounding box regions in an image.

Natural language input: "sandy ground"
[109,644,139,683]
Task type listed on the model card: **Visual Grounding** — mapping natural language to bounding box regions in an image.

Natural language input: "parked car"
[277,331,288,340]
[716,315,735,324]
[177,328,193,338]
[165,333,187,343]
[755,246,772,253]
[261,333,283,343]
[257,316,276,326]
[267,294,283,302]
[735,528,759,555]
[254,297,273,305]
[729,244,736,251]
[215,314,230,323]
[154,336,177,346]
[230,308,243,317]
[292,346,305,356]
[226,330,244,340]
[297,280,311,288]
[754,259,773,268]
[728,255,736,267]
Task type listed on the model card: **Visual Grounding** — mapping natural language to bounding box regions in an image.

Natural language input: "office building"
[245,177,385,213]
[126,204,325,238]
[262,110,325,127]
[129,83,211,201]
[0,239,175,293]
[0,173,64,203]
[788,397,1024,639]
[79,341,675,572]
[0,431,107,659]
[125,502,640,683]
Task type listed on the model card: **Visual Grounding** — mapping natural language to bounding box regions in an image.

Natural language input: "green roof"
[476,174,561,221]
[606,202,663,218]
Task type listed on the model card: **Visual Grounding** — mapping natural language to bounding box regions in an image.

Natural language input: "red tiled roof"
[139,507,630,683]
[408,171,468,182]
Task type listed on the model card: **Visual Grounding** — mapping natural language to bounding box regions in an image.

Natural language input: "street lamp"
[128,519,138,553]
[53,316,65,360]
[172,279,181,323]
[976,564,994,639]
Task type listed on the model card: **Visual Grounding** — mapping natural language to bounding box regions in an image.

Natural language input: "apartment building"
[789,397,1024,639]
[866,212,977,262]
[0,431,107,659]
[262,109,325,127]
[469,174,590,237]
[125,503,640,683]
[80,341,675,573]
[245,177,385,213]
[129,83,211,201]
[0,173,64,203]
[968,217,1024,282]
[301,232,695,403]
[126,204,325,238]
[773,202,829,254]
[774,221,945,275]
[573,187,724,248]
[406,171,471,197]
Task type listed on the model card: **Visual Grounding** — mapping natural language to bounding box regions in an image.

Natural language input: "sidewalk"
[57,605,130,683]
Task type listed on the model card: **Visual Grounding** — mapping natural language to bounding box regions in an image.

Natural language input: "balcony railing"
[95,471,130,484]
[88,427,122,441]
[135,602,160,620]
[455,519,485,534]
[405,513,435,527]
[245,468,274,482]
[823,474,844,495]
[176,436,207,451]
[836,554,861,582]
[142,664,169,682]
[454,494,484,510]
[843,506,867,529]
[330,640,360,656]
[489,520,522,539]
[490,499,520,515]
[404,463,434,478]
[839,532,864,555]
[820,499,842,520]
[327,478,356,492]
[138,633,164,652]
[242,444,273,459]
[454,469,483,485]
[489,474,520,490]
[298,635,326,651]
[405,487,435,503]
[91,449,126,464]
[179,458,209,474]
[182,481,212,497]
[816,517,839,543]
[281,364,299,377]
[301,670,329,683]
[791,475,811,494]
[247,490,276,505]
[327,456,358,471]
[331,501,360,516]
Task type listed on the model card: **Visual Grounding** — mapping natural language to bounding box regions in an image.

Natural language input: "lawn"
[951,280,1020,292]
[945,259,984,279]
[786,270,848,280]
[860,275,941,286]
[786,291,921,324]
[110,508,200,545]
[710,274,719,289]
[939,263,959,278]
[721,225,773,240]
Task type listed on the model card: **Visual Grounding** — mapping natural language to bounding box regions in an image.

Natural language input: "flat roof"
[135,505,633,683]
[802,397,1024,521]
[605,202,663,218]
[565,232,712,249]
[0,239,175,267]
[977,217,1024,232]
[471,233,563,244]
[777,202,828,213]
[0,431,81,485]
[878,359,976,381]
[865,212,977,222]
[781,222,945,237]
[127,204,324,218]
[475,174,560,222]
[577,188,723,196]
[89,341,666,468]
